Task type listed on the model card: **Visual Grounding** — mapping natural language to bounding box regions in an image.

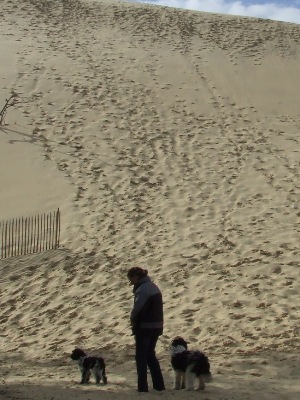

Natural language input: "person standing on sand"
[127,267,165,393]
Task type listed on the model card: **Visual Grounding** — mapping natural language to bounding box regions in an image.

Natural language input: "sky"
[129,0,300,24]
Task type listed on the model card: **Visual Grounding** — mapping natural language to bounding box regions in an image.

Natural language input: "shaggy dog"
[169,337,212,391]
[70,348,107,384]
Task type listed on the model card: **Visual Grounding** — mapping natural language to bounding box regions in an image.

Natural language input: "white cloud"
[132,0,300,24]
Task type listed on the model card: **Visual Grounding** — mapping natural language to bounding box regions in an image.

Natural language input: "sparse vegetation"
[0,92,18,125]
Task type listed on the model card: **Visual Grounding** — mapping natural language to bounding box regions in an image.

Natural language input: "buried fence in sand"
[0,209,60,259]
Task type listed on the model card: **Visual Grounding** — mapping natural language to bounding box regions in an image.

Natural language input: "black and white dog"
[169,337,212,391]
[70,348,107,384]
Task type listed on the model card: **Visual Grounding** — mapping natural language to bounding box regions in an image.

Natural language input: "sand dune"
[0,0,299,399]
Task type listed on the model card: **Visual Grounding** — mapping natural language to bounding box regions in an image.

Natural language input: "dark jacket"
[130,276,163,336]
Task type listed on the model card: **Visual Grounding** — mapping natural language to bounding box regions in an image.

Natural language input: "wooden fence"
[0,209,60,259]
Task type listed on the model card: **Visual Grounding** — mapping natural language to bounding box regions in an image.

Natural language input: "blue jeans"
[135,334,165,392]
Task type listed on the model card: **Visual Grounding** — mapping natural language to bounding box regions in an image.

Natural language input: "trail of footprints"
[2,0,299,354]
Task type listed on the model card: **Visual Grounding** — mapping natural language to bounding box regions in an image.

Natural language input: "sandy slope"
[0,1,299,399]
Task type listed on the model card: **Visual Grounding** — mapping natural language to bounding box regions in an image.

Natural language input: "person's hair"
[127,267,148,279]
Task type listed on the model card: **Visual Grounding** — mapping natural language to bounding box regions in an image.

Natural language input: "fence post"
[55,208,60,249]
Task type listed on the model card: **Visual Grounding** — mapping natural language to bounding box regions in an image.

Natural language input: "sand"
[0,0,299,399]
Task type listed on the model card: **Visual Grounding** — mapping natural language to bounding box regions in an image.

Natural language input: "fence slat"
[0,221,2,258]
[11,219,15,257]
[46,213,49,251]
[56,209,60,249]
[4,221,8,258]
[16,219,19,256]
[0,209,60,259]
[50,212,54,249]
